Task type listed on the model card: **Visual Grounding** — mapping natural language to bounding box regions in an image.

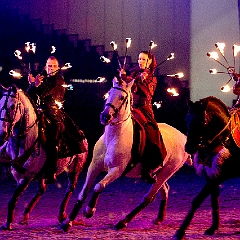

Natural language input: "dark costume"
[27,73,86,183]
[123,68,167,183]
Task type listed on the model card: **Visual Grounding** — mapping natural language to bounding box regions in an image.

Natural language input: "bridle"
[0,89,38,137]
[104,86,131,126]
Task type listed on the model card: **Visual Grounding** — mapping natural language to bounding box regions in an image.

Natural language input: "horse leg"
[1,177,30,230]
[152,182,169,225]
[174,180,219,240]
[61,145,105,232]
[204,184,220,235]
[19,179,47,225]
[83,166,123,218]
[58,170,80,224]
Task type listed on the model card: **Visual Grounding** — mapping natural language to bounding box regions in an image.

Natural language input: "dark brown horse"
[174,96,240,239]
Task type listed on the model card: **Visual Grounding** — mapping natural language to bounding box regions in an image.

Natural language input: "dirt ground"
[0,164,240,240]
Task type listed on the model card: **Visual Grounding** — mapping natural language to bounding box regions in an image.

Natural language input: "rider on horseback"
[27,56,86,184]
[120,51,166,183]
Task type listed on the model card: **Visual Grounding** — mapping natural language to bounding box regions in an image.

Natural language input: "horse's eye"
[10,104,15,110]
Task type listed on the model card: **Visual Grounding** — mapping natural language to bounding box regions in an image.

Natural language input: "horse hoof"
[204,226,217,235]
[0,222,12,230]
[19,215,29,225]
[173,229,185,240]
[60,220,72,232]
[152,218,161,225]
[114,220,127,230]
[83,207,95,218]
[58,212,67,223]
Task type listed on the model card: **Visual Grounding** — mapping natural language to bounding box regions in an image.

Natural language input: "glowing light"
[61,63,72,70]
[62,84,73,90]
[221,85,230,92]
[167,53,174,60]
[167,88,179,96]
[207,52,219,60]
[51,46,56,54]
[215,42,225,56]
[167,72,184,78]
[126,38,132,48]
[96,77,107,82]
[14,50,22,60]
[9,70,22,78]
[149,40,157,49]
[153,101,162,109]
[110,41,117,50]
[103,92,109,100]
[30,43,36,53]
[209,69,217,74]
[100,56,111,63]
[55,100,63,109]
[233,44,240,57]
[25,42,30,52]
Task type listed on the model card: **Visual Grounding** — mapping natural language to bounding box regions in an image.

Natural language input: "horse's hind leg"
[174,180,218,240]
[19,179,47,225]
[1,177,30,230]
[153,182,169,225]
[204,184,220,235]
[58,169,81,224]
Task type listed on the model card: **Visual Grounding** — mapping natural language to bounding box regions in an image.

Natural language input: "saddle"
[38,110,87,159]
[230,110,240,148]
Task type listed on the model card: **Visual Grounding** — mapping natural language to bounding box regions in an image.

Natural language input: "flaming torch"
[110,41,122,70]
[145,40,157,69]
[122,38,132,70]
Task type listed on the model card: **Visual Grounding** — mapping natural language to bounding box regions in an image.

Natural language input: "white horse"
[0,84,88,230]
[61,78,192,232]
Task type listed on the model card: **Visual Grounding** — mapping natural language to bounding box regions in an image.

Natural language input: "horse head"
[0,84,25,144]
[100,77,134,125]
[185,96,230,154]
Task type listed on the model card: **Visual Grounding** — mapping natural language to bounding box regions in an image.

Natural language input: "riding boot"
[45,145,58,184]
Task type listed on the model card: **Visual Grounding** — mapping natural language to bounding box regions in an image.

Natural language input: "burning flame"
[61,63,72,70]
[103,92,109,100]
[149,40,157,49]
[233,44,240,57]
[167,88,179,96]
[215,42,225,56]
[9,70,22,78]
[96,77,107,82]
[100,56,111,63]
[221,84,230,92]
[51,46,56,54]
[55,100,63,109]
[209,69,218,74]
[167,53,174,60]
[153,101,162,109]
[110,41,117,50]
[14,50,22,60]
[167,72,184,78]
[126,38,132,48]
[207,52,219,60]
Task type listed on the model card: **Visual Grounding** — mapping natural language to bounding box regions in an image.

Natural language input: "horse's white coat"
[78,78,191,204]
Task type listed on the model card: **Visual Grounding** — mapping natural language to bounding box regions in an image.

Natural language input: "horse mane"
[200,96,230,117]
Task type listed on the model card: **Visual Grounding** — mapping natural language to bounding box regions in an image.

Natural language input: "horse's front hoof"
[83,206,95,218]
[19,214,29,225]
[58,212,67,223]
[60,220,72,232]
[0,222,12,230]
[204,226,217,235]
[173,229,185,240]
[114,220,127,230]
